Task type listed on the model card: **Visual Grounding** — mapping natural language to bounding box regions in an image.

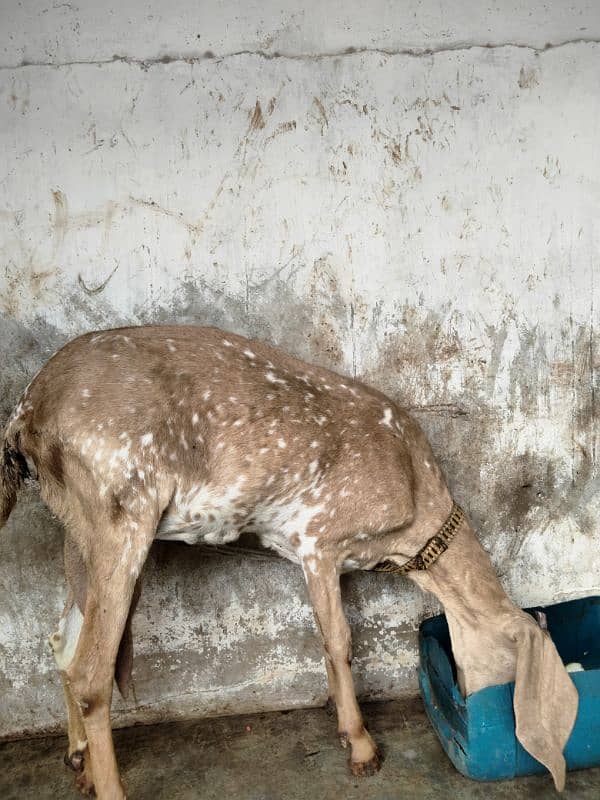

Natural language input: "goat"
[0,325,577,798]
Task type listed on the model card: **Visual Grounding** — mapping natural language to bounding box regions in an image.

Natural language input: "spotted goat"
[0,325,578,798]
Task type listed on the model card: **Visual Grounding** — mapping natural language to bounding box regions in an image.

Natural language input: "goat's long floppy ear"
[513,620,578,792]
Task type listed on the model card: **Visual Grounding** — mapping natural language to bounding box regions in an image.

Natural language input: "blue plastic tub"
[418,596,600,781]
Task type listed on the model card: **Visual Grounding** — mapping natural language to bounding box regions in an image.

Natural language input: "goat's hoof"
[75,772,96,797]
[64,750,85,773]
[349,750,381,778]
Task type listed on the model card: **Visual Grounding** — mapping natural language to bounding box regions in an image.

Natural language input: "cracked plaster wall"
[0,2,599,738]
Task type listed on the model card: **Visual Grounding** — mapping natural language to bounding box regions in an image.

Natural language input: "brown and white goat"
[1,325,577,797]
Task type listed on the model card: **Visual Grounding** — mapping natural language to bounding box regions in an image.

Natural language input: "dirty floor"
[1,697,598,799]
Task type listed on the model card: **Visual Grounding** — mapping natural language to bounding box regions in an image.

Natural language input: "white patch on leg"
[49,601,84,671]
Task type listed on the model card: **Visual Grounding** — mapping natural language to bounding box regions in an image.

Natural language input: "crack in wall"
[0,37,598,71]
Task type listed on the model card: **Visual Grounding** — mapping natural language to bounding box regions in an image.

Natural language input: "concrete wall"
[1,2,599,738]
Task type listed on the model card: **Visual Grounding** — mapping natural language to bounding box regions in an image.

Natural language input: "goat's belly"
[155,480,247,546]
[154,499,301,564]
[155,510,244,546]
[154,521,299,564]
[154,524,242,546]
[153,479,319,565]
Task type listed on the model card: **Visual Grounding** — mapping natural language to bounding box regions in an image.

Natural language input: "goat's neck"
[409,520,526,695]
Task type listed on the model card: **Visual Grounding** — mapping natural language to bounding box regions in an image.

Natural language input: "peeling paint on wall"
[0,20,599,738]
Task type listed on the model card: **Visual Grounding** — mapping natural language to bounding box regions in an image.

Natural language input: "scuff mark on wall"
[50,189,69,257]
[249,99,266,130]
[78,264,119,295]
[518,65,539,88]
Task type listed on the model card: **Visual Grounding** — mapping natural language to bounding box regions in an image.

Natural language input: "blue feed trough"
[418,596,600,781]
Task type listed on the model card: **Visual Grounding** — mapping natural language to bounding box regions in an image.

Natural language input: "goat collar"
[373,502,465,576]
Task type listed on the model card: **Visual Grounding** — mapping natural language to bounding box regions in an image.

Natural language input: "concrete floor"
[1,697,599,800]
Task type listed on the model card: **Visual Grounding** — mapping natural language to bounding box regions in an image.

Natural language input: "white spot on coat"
[380,407,394,428]
[266,371,287,386]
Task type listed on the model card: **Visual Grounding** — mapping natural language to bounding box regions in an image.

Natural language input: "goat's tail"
[0,437,28,528]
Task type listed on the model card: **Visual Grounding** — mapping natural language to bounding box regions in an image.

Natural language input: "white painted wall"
[1,2,599,737]
[3,1,600,64]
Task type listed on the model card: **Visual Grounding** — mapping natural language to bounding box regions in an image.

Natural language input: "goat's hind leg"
[53,538,96,793]
[50,592,95,794]
[62,515,155,799]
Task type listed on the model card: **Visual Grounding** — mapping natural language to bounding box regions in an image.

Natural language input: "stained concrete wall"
[1,2,599,738]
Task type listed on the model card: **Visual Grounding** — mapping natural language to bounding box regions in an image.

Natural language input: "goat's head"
[410,519,579,792]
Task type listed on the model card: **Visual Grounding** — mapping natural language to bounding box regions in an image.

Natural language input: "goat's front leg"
[304,562,380,776]
[63,518,154,799]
